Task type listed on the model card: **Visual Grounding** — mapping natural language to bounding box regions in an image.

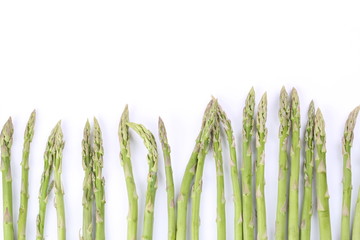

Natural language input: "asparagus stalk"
[158,118,176,240]
[82,120,93,240]
[93,118,105,240]
[127,122,158,240]
[18,110,36,240]
[255,93,268,240]
[288,88,301,240]
[314,109,332,240]
[218,104,243,240]
[341,106,360,240]
[176,99,214,240]
[242,88,255,240]
[118,105,138,240]
[352,188,360,240]
[275,87,291,240]
[0,118,14,240]
[53,122,66,240]
[213,115,226,240]
[300,101,315,240]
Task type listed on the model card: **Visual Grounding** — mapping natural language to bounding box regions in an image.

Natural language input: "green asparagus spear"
[18,110,36,240]
[217,104,243,240]
[352,188,360,240]
[127,122,158,240]
[275,87,291,240]
[288,88,301,240]
[314,109,332,240]
[0,118,14,240]
[82,120,93,240]
[255,93,268,240]
[118,105,138,240]
[341,106,360,240]
[300,101,315,240]
[93,118,105,240]
[158,118,176,240]
[242,88,255,240]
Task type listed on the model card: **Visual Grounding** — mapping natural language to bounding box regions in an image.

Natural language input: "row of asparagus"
[1,87,360,239]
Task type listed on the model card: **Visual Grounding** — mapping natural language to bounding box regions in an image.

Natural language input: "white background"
[1,1,360,239]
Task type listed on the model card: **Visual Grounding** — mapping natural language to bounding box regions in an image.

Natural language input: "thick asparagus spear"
[242,88,255,240]
[118,105,138,240]
[300,101,315,240]
[93,118,105,240]
[352,188,360,240]
[288,88,301,240]
[255,93,268,240]
[191,100,218,240]
[18,111,36,240]
[218,104,243,240]
[0,118,14,240]
[158,118,176,240]
[314,109,332,240]
[127,122,158,240]
[82,121,93,240]
[341,106,360,240]
[275,87,291,240]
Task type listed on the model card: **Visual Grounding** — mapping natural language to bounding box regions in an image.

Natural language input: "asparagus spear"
[93,118,105,240]
[53,122,66,240]
[341,106,360,240]
[127,122,158,240]
[314,109,332,240]
[300,101,315,240]
[176,99,214,240]
[255,93,268,240]
[352,188,360,240]
[275,87,291,240]
[18,111,36,240]
[118,105,138,240]
[82,121,93,240]
[0,118,14,240]
[158,118,176,240]
[242,88,256,240]
[288,88,301,240]
[218,104,243,240]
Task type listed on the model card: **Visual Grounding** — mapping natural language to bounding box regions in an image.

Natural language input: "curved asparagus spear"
[275,87,291,240]
[340,106,360,240]
[314,109,332,240]
[18,110,36,240]
[352,188,360,240]
[93,118,105,240]
[300,101,315,240]
[127,122,158,240]
[0,118,14,240]
[218,104,243,240]
[288,88,301,240]
[255,93,268,240]
[242,88,255,240]
[82,121,93,240]
[158,118,176,240]
[118,105,138,240]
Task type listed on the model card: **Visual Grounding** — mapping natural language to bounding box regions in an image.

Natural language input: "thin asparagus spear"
[18,111,36,240]
[352,188,360,240]
[158,118,176,240]
[176,99,214,240]
[127,122,158,240]
[0,118,14,240]
[341,106,360,240]
[255,93,268,240]
[82,120,93,240]
[218,104,243,240]
[314,109,332,240]
[288,88,301,240]
[118,105,138,240]
[275,87,291,240]
[53,122,66,240]
[93,118,105,240]
[242,88,255,240]
[300,101,315,240]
